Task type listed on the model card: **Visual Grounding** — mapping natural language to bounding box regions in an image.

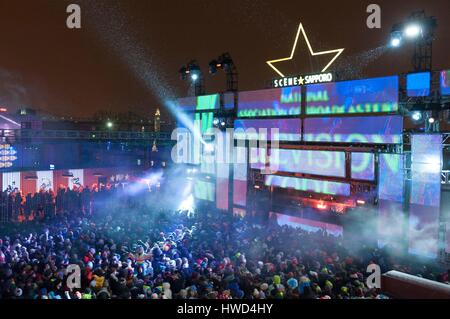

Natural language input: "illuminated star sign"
[266,23,344,77]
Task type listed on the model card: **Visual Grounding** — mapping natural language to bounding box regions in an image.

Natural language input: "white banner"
[36,170,54,192]
[2,172,21,191]
[68,169,84,189]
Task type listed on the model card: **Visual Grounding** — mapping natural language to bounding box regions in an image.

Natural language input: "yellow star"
[266,22,344,77]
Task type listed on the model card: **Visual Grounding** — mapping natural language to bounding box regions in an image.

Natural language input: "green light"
[196,94,218,111]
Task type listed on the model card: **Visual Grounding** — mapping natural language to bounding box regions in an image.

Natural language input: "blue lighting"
[407,72,430,97]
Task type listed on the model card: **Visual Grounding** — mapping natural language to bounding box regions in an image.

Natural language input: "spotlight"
[106,121,113,129]
[213,118,220,126]
[411,111,422,121]
[428,116,435,124]
[220,121,226,127]
[391,37,401,47]
[404,24,422,38]
[207,52,238,91]
[179,60,204,95]
[189,63,200,82]
[389,12,437,71]
[390,31,402,47]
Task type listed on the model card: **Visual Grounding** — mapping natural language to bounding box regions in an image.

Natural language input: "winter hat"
[273,275,281,285]
[299,276,310,283]
[162,282,172,299]
[341,286,349,295]
[287,278,299,289]
[15,288,23,297]
[179,289,188,298]
[309,271,318,279]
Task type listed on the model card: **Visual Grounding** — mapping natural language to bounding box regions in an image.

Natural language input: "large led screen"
[215,131,230,210]
[269,149,345,178]
[175,96,196,112]
[0,144,18,169]
[224,92,235,110]
[410,134,442,207]
[265,175,350,196]
[195,112,214,134]
[441,70,450,95]
[176,94,219,112]
[409,134,442,258]
[304,115,403,144]
[234,118,301,141]
[200,154,215,175]
[249,147,267,170]
[237,87,301,117]
[194,180,215,202]
[351,153,375,180]
[407,72,430,97]
[216,162,229,210]
[175,112,214,165]
[306,75,398,115]
[411,134,443,168]
[378,154,404,202]
[377,154,405,248]
[233,147,247,206]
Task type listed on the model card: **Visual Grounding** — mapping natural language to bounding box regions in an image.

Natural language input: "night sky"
[0,0,448,119]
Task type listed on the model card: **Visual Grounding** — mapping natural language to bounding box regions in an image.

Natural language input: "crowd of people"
[0,184,141,223]
[0,184,449,299]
